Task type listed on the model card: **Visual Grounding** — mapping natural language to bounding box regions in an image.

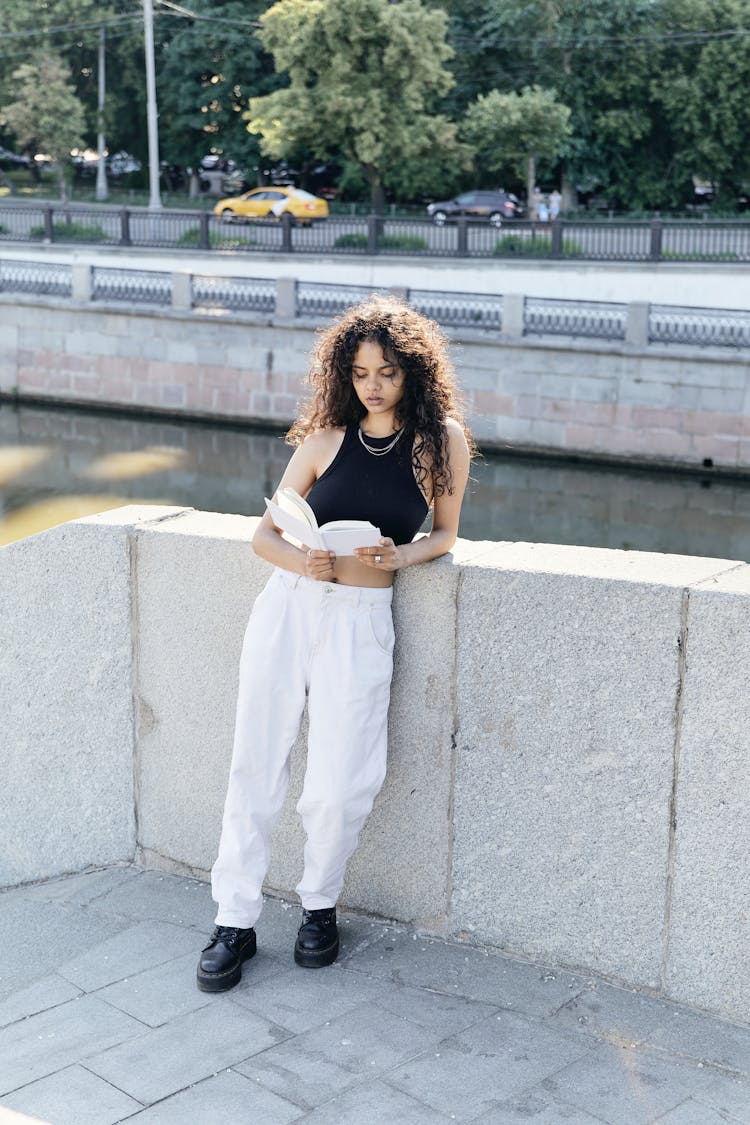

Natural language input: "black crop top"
[305,424,429,545]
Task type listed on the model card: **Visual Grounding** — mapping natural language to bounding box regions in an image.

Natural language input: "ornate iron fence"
[92,267,171,305]
[2,254,750,349]
[410,289,503,330]
[192,275,275,312]
[525,298,627,340]
[0,259,72,296]
[649,305,750,348]
[296,281,375,318]
[3,202,750,261]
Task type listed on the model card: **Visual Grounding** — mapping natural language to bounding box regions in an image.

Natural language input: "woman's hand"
[304,547,336,582]
[354,537,403,572]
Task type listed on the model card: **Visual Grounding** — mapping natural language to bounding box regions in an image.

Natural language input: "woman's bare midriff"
[332,554,394,589]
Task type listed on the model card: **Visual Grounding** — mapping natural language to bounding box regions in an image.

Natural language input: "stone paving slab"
[108,1069,302,1125]
[383,1008,593,1121]
[234,1001,445,1111]
[0,1065,141,1125]
[540,1043,721,1125]
[1,866,750,1125]
[85,999,291,1105]
[339,928,587,1016]
[0,995,145,1097]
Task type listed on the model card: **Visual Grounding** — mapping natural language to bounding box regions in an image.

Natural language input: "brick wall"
[2,295,749,471]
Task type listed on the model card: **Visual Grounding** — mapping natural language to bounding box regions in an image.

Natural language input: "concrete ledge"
[2,507,749,1022]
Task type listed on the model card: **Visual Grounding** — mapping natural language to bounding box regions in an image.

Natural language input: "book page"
[264,497,325,550]
[319,525,382,554]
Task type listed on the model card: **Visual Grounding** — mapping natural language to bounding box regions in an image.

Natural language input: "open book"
[264,487,382,555]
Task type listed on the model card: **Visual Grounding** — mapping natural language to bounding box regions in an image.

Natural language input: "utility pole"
[143,0,162,210]
[95,25,108,201]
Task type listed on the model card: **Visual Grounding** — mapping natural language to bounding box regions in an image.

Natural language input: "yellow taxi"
[213,186,329,225]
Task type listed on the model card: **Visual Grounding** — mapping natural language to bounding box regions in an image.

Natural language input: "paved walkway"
[1,866,749,1125]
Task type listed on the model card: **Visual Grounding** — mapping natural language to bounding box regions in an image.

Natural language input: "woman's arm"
[252,433,337,582]
[354,418,471,572]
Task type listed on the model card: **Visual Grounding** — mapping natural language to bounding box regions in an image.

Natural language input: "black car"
[426,190,521,227]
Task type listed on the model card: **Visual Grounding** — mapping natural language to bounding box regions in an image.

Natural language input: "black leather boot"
[196,925,256,992]
[294,908,339,967]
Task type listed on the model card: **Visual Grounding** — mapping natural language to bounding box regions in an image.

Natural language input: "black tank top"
[305,424,429,545]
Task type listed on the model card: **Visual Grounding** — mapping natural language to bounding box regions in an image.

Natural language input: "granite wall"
[2,508,749,1021]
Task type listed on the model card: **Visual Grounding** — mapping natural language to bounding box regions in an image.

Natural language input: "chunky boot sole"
[196,934,257,993]
[294,934,339,968]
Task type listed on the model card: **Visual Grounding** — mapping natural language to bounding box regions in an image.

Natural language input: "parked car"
[213,186,329,224]
[426,190,521,227]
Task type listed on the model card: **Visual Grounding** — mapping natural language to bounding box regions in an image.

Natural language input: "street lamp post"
[143,0,162,210]
[95,25,108,202]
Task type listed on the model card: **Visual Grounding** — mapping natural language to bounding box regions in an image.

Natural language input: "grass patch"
[334,232,367,249]
[333,232,428,251]
[176,225,252,249]
[660,249,739,261]
[493,233,584,257]
[377,233,428,251]
[29,220,107,242]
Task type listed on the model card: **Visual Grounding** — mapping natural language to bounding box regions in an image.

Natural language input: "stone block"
[450,542,740,989]
[0,520,137,887]
[665,563,750,1021]
[131,511,265,875]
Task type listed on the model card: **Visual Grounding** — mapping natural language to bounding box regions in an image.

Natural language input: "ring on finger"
[374,554,382,564]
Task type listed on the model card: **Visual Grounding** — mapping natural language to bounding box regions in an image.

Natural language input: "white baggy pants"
[211,567,395,927]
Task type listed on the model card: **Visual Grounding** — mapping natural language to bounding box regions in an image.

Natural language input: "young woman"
[197,295,473,992]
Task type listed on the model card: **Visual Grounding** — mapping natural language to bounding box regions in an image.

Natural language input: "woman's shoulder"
[301,425,347,451]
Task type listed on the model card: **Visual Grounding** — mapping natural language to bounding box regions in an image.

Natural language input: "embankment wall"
[2,506,750,1023]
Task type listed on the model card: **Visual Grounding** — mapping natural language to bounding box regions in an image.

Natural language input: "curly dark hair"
[287,295,475,496]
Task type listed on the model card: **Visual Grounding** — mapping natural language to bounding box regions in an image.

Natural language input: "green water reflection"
[2,400,750,561]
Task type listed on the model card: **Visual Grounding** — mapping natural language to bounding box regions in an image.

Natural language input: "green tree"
[439,0,682,209]
[1,51,86,200]
[158,1,278,194]
[462,85,571,207]
[654,0,750,205]
[246,0,465,212]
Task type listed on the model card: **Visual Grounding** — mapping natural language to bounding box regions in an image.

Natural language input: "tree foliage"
[1,50,86,199]
[462,85,571,204]
[247,0,470,210]
[158,1,277,175]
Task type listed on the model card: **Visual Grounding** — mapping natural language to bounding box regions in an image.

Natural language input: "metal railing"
[2,202,750,261]
[525,298,627,340]
[2,257,750,349]
[649,305,750,348]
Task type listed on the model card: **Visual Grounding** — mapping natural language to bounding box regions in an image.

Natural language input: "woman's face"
[351,339,405,419]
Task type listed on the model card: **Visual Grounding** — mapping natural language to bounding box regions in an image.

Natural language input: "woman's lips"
[367,398,383,405]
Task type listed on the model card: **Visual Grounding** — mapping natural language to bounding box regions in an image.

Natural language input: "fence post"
[43,206,54,243]
[625,302,650,346]
[119,208,131,247]
[71,262,92,302]
[276,276,297,319]
[457,217,468,257]
[172,272,192,310]
[280,211,293,252]
[387,286,409,302]
[551,219,563,257]
[649,218,662,261]
[198,211,210,251]
[367,215,379,255]
[502,293,525,338]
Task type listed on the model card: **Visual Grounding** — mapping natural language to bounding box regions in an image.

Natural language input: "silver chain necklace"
[357,424,404,457]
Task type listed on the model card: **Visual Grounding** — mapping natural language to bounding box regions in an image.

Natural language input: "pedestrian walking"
[549,189,562,220]
[197,295,473,991]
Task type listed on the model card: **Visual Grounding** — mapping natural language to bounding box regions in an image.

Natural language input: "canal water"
[2,399,750,561]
